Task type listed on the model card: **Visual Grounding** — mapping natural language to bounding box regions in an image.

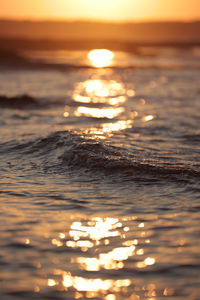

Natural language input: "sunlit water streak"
[0,48,200,300]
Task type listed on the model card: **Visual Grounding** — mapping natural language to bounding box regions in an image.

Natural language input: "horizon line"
[0,16,200,24]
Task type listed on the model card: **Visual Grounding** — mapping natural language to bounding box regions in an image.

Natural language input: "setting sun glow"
[88,49,115,68]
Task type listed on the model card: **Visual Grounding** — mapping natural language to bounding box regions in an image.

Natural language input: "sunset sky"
[0,0,199,21]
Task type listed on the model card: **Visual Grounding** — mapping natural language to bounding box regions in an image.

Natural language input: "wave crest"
[1,131,199,180]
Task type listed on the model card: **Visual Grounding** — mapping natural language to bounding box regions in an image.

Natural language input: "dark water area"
[0,48,200,300]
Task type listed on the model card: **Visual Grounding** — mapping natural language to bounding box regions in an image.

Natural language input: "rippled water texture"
[0,49,200,299]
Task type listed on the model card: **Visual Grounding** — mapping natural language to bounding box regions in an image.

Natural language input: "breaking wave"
[1,131,199,181]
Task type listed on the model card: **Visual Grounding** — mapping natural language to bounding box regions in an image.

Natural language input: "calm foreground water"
[0,48,200,300]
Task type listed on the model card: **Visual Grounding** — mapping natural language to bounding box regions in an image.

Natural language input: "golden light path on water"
[52,51,171,298]
[71,77,131,124]
[74,106,125,119]
[0,203,179,299]
[72,80,128,105]
[54,51,157,298]
[63,50,144,139]
[64,69,153,138]
[42,214,178,299]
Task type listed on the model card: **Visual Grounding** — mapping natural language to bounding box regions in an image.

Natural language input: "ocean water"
[0,48,200,300]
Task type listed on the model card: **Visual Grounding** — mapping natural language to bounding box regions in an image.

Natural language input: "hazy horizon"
[0,19,200,48]
[1,17,200,23]
[0,2,200,51]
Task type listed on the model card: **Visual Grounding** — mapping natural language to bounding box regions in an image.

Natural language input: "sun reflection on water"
[83,120,133,139]
[45,216,162,299]
[69,217,121,241]
[74,106,125,119]
[72,79,128,105]
[143,114,154,122]
[61,50,155,139]
[70,78,131,121]
[64,72,138,138]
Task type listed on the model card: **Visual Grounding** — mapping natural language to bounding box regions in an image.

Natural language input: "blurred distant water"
[0,48,200,300]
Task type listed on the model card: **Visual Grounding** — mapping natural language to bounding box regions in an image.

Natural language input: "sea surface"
[0,47,200,300]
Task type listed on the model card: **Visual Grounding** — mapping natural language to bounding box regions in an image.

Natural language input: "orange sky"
[0,0,200,21]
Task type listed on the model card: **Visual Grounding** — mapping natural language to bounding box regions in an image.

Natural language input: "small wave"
[0,49,79,71]
[0,94,66,109]
[181,134,200,145]
[0,95,39,109]
[1,131,200,182]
